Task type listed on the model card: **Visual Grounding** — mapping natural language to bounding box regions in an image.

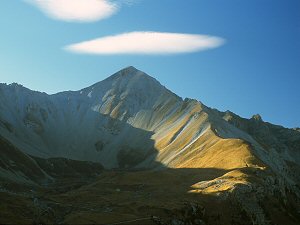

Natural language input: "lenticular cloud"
[65,32,225,55]
[25,0,119,22]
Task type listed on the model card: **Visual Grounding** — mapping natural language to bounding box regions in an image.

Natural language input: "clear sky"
[0,0,299,128]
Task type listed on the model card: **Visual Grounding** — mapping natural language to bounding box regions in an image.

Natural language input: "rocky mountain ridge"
[0,66,299,225]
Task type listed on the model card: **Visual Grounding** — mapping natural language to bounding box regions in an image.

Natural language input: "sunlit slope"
[137,98,259,169]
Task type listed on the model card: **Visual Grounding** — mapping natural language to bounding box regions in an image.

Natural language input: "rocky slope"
[0,134,103,186]
[0,66,299,224]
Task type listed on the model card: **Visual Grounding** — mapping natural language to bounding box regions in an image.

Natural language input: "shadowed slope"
[0,135,49,184]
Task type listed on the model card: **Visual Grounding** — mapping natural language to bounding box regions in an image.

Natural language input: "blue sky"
[0,0,299,128]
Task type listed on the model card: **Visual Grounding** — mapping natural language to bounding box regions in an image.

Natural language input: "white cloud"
[65,32,225,55]
[25,0,119,22]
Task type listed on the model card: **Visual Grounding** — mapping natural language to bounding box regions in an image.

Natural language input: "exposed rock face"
[222,110,300,183]
[251,114,263,122]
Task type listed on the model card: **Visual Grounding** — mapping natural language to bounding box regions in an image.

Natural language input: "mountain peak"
[122,66,139,72]
[100,66,166,93]
[80,66,177,105]
[107,66,150,81]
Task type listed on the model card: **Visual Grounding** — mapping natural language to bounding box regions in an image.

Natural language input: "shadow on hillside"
[1,150,300,225]
[1,112,300,225]
[82,109,164,169]
[0,129,232,224]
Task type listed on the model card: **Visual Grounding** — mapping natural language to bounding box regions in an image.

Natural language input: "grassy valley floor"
[1,167,299,225]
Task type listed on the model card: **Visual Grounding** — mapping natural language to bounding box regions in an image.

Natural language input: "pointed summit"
[80,66,172,99]
[80,66,179,112]
[122,66,139,73]
[112,66,139,78]
[100,66,168,96]
[107,66,152,82]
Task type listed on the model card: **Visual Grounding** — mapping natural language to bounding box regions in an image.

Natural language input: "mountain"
[0,66,299,225]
